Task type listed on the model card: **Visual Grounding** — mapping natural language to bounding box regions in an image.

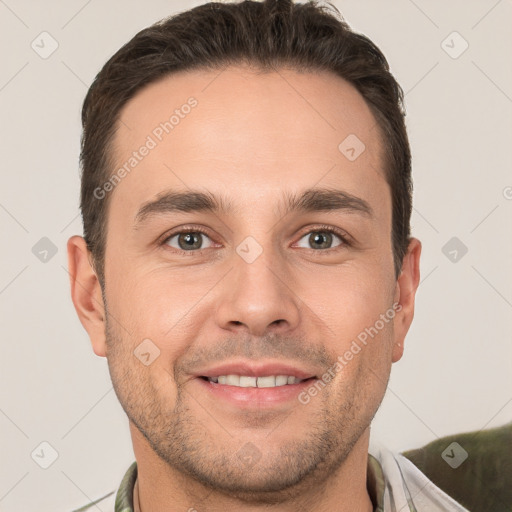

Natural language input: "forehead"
[109,65,388,224]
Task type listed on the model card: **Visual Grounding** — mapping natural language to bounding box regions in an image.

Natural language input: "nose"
[214,244,301,338]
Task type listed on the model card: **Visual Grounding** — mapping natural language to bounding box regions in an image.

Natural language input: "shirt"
[72,445,469,511]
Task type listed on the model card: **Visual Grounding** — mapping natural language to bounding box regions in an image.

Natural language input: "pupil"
[311,232,331,249]
[180,233,201,250]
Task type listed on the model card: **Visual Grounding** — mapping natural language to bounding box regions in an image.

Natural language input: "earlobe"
[66,235,107,357]
[391,341,404,364]
[392,237,422,363]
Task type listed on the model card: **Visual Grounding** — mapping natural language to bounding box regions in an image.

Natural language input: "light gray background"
[1,1,511,511]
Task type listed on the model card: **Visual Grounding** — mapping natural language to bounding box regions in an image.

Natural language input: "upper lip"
[194,360,317,380]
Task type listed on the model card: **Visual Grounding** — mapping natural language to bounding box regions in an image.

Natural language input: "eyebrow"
[133,187,374,227]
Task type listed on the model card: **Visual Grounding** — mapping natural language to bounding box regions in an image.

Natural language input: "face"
[69,65,420,501]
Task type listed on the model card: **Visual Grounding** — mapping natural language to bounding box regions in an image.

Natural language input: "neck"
[130,423,374,512]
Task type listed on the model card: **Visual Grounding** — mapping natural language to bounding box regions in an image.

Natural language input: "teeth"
[257,375,276,388]
[206,374,304,388]
[226,375,240,386]
[239,376,257,387]
[275,375,289,386]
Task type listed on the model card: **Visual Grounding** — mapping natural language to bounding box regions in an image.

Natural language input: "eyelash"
[160,224,353,255]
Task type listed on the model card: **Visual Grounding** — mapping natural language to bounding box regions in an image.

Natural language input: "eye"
[295,227,350,251]
[160,225,351,254]
[163,228,215,252]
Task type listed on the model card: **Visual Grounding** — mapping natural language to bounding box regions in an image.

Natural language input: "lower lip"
[195,377,317,408]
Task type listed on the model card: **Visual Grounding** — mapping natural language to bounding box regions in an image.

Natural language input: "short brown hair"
[80,0,412,287]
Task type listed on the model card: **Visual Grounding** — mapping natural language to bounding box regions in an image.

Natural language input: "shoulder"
[370,442,470,511]
[400,422,512,511]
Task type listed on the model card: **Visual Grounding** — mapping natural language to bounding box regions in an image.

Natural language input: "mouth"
[195,374,318,408]
[198,374,316,388]
[192,361,320,408]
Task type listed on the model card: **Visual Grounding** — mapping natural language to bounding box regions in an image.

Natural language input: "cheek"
[305,265,395,346]
[109,269,206,371]
[302,263,397,394]
[107,261,189,330]
[105,303,181,417]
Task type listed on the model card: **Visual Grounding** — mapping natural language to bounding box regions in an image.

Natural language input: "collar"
[115,454,386,512]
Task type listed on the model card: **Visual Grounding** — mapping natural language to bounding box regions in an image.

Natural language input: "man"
[67,0,470,510]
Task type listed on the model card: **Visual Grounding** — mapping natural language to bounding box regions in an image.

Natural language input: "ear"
[66,235,107,357]
[391,237,421,363]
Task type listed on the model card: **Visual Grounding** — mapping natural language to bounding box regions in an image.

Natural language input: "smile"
[202,375,308,387]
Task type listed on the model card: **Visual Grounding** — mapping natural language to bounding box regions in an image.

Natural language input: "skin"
[67,65,421,512]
